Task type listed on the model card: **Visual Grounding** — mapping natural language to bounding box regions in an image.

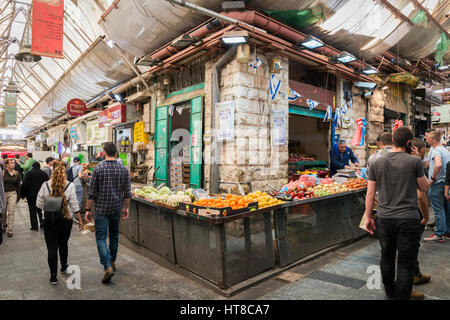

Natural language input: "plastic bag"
[299,175,317,188]
[192,189,212,200]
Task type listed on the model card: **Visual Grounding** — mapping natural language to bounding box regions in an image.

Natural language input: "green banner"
[4,93,17,125]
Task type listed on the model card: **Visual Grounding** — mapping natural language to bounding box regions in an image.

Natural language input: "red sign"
[67,99,87,117]
[98,104,126,128]
[31,0,64,59]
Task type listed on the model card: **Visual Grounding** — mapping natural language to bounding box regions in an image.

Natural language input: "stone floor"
[1,201,449,300]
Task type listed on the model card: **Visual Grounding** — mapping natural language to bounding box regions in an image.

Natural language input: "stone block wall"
[206,50,289,194]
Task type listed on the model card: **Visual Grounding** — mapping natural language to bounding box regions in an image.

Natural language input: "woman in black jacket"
[20,161,49,230]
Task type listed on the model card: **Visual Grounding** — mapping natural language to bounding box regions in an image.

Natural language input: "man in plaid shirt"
[85,142,131,284]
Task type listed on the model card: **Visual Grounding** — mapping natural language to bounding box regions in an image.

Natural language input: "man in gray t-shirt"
[365,127,429,300]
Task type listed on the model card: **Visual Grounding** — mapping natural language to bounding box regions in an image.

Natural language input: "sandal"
[7,231,12,237]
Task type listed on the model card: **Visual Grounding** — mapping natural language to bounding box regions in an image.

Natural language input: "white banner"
[216,100,235,141]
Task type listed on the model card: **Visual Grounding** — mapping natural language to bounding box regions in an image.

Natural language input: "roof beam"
[378,0,415,26]
[410,0,450,38]
[37,62,57,83]
[18,62,50,91]
[13,70,43,99]
[64,11,93,45]
[63,30,83,55]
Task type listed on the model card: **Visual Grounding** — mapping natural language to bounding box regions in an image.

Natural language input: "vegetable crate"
[179,202,258,217]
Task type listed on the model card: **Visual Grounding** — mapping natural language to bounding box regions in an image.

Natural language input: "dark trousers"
[43,219,73,275]
[413,224,426,277]
[376,218,421,300]
[28,198,43,229]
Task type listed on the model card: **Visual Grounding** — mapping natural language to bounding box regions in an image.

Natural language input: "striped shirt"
[87,160,131,216]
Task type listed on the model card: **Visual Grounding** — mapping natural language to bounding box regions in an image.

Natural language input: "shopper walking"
[0,170,4,243]
[365,127,429,300]
[20,161,49,230]
[85,142,131,284]
[14,154,24,181]
[20,153,36,175]
[424,131,450,242]
[68,157,84,219]
[36,162,83,285]
[2,159,21,237]
[42,157,55,178]
[367,132,393,168]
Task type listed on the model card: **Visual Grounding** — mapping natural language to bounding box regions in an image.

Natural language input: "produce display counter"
[120,187,367,290]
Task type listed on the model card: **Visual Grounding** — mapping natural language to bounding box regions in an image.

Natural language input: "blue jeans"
[75,185,83,215]
[94,212,121,271]
[428,182,450,236]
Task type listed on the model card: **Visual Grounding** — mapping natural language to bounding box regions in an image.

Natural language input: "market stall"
[121,176,367,290]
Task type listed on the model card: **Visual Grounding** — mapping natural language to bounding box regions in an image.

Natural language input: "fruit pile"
[283,186,315,200]
[310,182,351,196]
[342,178,367,189]
[244,191,284,208]
[193,194,251,210]
[289,153,316,163]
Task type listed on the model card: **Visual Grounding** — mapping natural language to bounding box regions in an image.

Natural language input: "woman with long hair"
[37,161,84,285]
[2,158,21,237]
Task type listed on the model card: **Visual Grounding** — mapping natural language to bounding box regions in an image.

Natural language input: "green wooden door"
[190,97,203,188]
[155,106,170,186]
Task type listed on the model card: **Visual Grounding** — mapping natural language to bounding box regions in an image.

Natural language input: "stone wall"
[207,49,289,194]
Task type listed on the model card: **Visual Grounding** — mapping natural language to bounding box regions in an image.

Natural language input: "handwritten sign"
[134,121,148,144]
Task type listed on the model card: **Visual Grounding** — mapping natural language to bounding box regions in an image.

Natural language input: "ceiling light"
[335,51,357,64]
[299,35,324,50]
[2,81,21,93]
[362,66,379,75]
[171,34,196,48]
[135,57,160,67]
[221,30,249,45]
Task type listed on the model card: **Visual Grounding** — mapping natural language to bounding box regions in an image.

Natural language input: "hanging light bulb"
[15,9,41,63]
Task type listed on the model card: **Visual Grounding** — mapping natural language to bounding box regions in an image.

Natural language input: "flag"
[169,105,175,116]
[306,99,319,110]
[249,57,263,71]
[176,105,183,115]
[323,105,332,122]
[270,74,281,100]
[341,102,348,114]
[288,88,302,101]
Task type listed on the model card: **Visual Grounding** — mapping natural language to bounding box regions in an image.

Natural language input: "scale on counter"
[333,168,357,183]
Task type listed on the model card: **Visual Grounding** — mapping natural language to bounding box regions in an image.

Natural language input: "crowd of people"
[365,127,450,300]
[0,143,131,286]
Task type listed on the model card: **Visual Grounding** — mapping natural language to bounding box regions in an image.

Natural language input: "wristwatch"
[431,177,436,181]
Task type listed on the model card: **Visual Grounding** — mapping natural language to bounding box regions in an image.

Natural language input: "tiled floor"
[1,201,449,300]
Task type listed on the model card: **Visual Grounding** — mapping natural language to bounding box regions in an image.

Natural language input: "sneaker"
[111,260,116,272]
[102,268,115,284]
[50,274,58,285]
[60,264,69,274]
[414,274,431,285]
[410,289,425,300]
[445,233,450,240]
[423,234,445,242]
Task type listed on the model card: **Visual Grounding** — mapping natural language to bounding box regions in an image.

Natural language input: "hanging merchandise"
[249,57,263,71]
[435,32,449,67]
[342,115,351,129]
[341,101,348,114]
[393,119,403,133]
[270,74,281,100]
[411,10,427,27]
[306,99,319,110]
[176,105,184,116]
[169,105,175,116]
[288,88,303,101]
[323,105,332,122]
[351,118,367,146]
[334,108,342,127]
[347,99,352,109]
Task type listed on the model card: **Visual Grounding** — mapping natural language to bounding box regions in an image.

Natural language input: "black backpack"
[43,182,71,223]
[66,166,75,182]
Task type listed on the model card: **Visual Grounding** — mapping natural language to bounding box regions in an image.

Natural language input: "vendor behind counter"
[329,140,359,177]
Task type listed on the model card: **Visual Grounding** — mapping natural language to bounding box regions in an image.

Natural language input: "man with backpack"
[66,157,84,220]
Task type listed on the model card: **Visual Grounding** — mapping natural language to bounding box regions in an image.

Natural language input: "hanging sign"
[31,0,64,59]
[67,98,87,117]
[98,104,126,128]
[134,121,148,144]
[216,101,235,141]
[271,110,287,146]
[4,92,17,125]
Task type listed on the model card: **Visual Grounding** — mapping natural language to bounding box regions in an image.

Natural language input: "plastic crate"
[179,202,258,217]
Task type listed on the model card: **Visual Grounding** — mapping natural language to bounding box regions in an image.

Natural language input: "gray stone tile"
[306,270,366,289]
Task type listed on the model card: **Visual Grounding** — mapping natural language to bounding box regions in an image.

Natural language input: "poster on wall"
[4,92,17,125]
[133,121,148,144]
[272,110,286,146]
[431,104,450,124]
[86,120,106,145]
[31,0,64,59]
[216,101,235,141]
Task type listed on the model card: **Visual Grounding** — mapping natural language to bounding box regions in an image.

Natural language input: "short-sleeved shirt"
[368,152,424,220]
[366,147,393,168]
[42,166,52,178]
[71,164,83,187]
[428,146,450,183]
